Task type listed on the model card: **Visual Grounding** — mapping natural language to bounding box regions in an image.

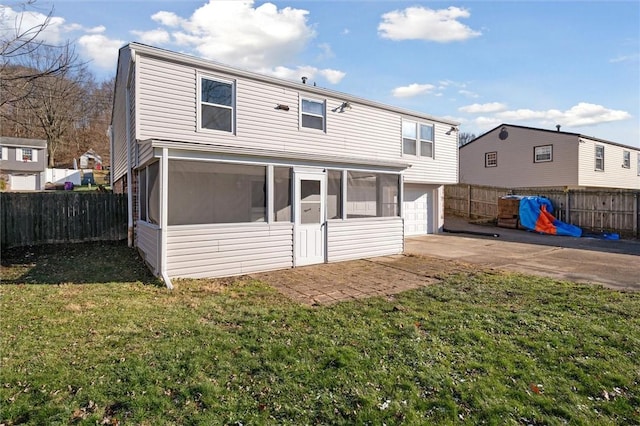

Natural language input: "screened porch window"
[274,167,292,222]
[138,162,160,225]
[168,160,266,225]
[346,171,399,218]
[327,170,343,219]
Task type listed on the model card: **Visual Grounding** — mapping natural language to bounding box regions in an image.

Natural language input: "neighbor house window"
[346,171,399,218]
[200,76,234,133]
[485,151,497,167]
[534,145,553,163]
[21,148,34,162]
[301,98,325,130]
[622,150,630,169]
[595,145,604,171]
[168,160,266,225]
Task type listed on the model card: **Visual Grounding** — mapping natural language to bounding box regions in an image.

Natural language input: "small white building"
[110,43,459,285]
[459,124,640,190]
[79,149,103,169]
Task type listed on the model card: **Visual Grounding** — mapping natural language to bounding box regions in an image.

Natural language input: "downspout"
[160,147,173,289]
[108,125,114,188]
[125,50,136,247]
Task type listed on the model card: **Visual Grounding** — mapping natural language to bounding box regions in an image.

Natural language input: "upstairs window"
[18,148,36,162]
[301,98,325,130]
[403,120,435,158]
[534,145,553,163]
[595,145,604,171]
[419,124,434,158]
[637,153,640,176]
[622,150,630,168]
[200,76,234,133]
[402,121,417,155]
[485,151,497,167]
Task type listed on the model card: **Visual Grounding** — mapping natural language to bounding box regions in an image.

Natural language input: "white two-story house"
[460,124,640,190]
[110,43,459,286]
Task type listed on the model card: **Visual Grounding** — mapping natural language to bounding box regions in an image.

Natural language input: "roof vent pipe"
[556,124,561,132]
[301,76,307,84]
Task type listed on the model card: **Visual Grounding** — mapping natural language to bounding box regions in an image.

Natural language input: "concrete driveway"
[405,217,640,291]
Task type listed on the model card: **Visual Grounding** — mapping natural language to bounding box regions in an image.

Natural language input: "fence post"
[565,191,570,224]
[467,184,471,219]
[634,192,638,238]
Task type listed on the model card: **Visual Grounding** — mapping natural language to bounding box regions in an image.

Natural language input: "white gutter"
[160,147,173,289]
[124,48,137,247]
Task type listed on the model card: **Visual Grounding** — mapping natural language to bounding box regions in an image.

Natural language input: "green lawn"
[1,243,639,425]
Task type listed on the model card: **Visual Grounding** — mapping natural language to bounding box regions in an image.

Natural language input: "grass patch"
[1,244,639,424]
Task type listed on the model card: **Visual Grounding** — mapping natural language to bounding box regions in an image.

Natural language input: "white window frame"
[197,74,235,134]
[300,97,326,132]
[637,153,640,177]
[419,123,434,159]
[17,147,37,162]
[534,145,553,163]
[622,150,630,169]
[485,151,497,167]
[402,120,435,158]
[595,145,605,171]
[0,146,7,160]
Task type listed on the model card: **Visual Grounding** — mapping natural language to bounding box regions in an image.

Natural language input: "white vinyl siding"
[460,127,579,188]
[578,138,640,189]
[165,223,293,278]
[111,47,132,183]
[136,222,160,275]
[134,54,457,185]
[326,218,403,262]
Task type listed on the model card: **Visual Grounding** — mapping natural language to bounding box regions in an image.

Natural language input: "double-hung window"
[403,121,435,157]
[402,121,417,155]
[622,151,630,169]
[595,145,604,171]
[534,145,553,163]
[485,152,497,167]
[19,148,35,162]
[301,98,325,130]
[200,76,234,133]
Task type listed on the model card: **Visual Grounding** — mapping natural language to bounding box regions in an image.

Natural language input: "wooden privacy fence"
[1,192,128,249]
[445,184,640,239]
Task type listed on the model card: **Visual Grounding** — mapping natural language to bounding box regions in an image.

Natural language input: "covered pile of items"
[498,195,582,237]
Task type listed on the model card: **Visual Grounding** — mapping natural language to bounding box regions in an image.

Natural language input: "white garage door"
[403,186,432,236]
[10,174,37,191]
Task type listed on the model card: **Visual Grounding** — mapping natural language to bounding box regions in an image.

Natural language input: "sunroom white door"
[294,171,326,266]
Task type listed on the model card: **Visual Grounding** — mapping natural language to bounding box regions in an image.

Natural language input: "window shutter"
[33,150,38,162]
[16,148,22,161]
[1,147,7,159]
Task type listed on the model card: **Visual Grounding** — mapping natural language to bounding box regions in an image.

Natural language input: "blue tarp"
[517,196,582,237]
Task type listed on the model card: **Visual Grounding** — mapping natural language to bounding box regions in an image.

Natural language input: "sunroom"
[134,143,408,286]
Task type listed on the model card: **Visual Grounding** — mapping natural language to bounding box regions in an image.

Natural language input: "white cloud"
[317,43,334,60]
[609,53,639,63]
[378,6,481,42]
[458,89,479,99]
[146,1,315,70]
[260,65,345,84]
[78,34,124,69]
[0,5,68,45]
[495,103,631,127]
[459,102,507,113]
[131,29,170,45]
[392,83,436,98]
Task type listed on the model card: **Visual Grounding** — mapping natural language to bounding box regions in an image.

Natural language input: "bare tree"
[458,132,476,147]
[1,1,79,107]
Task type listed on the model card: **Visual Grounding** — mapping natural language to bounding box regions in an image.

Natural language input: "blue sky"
[3,0,639,147]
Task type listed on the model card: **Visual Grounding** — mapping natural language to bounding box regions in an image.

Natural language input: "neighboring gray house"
[110,43,459,286]
[460,124,640,190]
[0,137,48,191]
